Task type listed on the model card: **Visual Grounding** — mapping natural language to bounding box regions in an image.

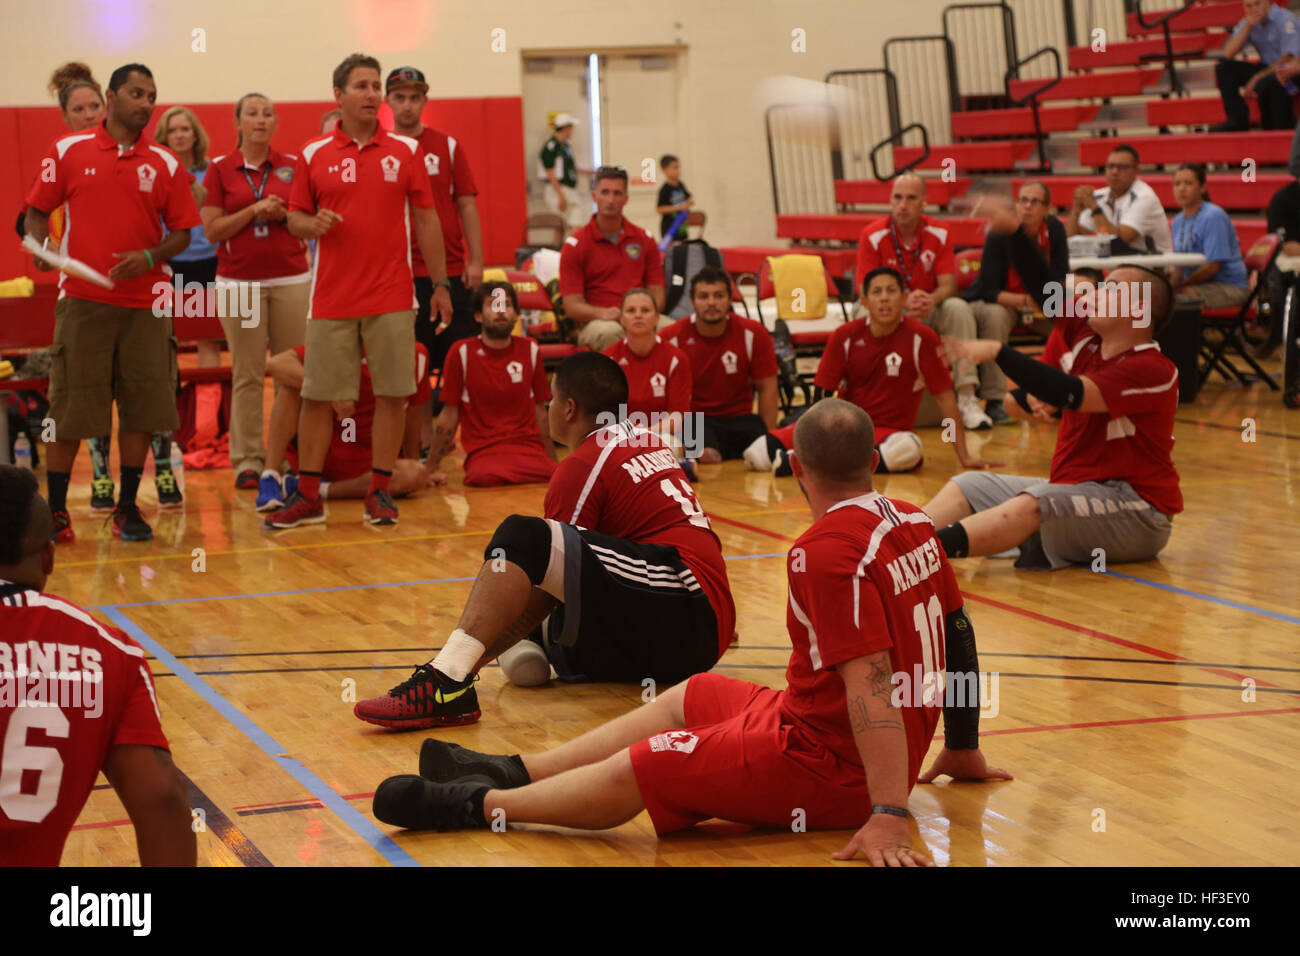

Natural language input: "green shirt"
[538,135,577,188]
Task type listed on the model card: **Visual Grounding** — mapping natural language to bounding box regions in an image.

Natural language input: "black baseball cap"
[386,67,428,93]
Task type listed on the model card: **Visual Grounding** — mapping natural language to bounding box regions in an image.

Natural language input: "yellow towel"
[0,276,36,298]
[768,255,828,320]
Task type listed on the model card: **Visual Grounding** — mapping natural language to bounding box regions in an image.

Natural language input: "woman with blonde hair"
[201,92,310,498]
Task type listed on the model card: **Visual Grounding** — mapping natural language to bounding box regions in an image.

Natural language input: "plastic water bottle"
[13,433,33,470]
[170,442,185,492]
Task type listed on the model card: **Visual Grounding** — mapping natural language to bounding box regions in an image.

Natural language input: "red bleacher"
[893,140,1039,171]
[1067,33,1226,71]
[1078,131,1293,167]
[951,105,1098,138]
[1008,68,1163,103]
[1012,174,1289,212]
[834,178,971,206]
[1147,96,1260,127]
[776,215,988,249]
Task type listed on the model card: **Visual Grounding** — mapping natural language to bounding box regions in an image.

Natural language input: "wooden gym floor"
[44,362,1300,867]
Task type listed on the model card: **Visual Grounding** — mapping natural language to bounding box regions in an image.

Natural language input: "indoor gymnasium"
[0,0,1296,885]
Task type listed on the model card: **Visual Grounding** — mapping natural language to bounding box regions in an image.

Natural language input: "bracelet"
[432,279,451,290]
[872,804,911,820]
[143,249,154,269]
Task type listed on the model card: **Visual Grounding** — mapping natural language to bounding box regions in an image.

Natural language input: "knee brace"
[485,514,553,585]
[876,431,924,473]
[498,637,552,687]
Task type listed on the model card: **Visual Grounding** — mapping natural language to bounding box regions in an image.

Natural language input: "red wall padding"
[1,97,526,281]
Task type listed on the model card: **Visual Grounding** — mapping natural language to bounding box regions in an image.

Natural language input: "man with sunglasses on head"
[1066,144,1172,256]
[559,165,665,352]
[926,196,1182,571]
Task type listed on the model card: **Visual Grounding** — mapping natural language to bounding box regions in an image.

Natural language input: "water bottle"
[170,442,185,492]
[13,433,33,470]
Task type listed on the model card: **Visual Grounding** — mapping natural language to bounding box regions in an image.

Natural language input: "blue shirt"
[170,163,218,262]
[1171,200,1248,290]
[1235,5,1300,66]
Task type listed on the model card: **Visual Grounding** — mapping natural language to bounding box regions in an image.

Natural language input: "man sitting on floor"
[367,399,1010,864]
[424,280,558,488]
[926,198,1181,570]
[257,343,433,515]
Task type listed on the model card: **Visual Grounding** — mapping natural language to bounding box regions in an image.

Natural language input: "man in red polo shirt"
[384,66,484,378]
[662,266,779,462]
[24,63,201,546]
[559,166,665,351]
[267,53,452,530]
[425,280,558,487]
[856,173,994,431]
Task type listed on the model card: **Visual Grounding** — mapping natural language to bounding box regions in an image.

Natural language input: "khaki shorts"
[301,311,416,401]
[47,296,180,440]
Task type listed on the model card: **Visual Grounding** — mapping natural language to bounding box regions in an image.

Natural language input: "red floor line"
[70,817,132,832]
[712,513,799,542]
[976,705,1300,737]
[230,790,371,813]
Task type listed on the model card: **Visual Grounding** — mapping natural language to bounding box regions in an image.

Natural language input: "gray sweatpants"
[951,472,1173,570]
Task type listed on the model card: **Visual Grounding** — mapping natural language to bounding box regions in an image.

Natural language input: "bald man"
[0,465,194,865]
[925,197,1183,570]
[856,173,994,430]
[369,399,1009,866]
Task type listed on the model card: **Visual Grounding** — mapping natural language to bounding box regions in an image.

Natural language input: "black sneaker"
[372,774,494,831]
[353,664,481,729]
[110,503,153,541]
[419,739,530,788]
[1207,122,1247,133]
[90,474,116,512]
[235,469,260,490]
[154,470,183,509]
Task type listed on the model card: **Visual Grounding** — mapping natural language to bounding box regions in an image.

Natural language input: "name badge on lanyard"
[242,164,273,239]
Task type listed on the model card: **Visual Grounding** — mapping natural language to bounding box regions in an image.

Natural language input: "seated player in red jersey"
[744,267,1001,477]
[602,287,696,474]
[424,280,558,488]
[353,352,735,728]
[926,198,1181,570]
[661,266,780,463]
[0,466,195,866]
[368,400,1011,862]
[257,343,434,516]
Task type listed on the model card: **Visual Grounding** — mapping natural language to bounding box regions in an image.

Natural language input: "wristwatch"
[432,279,451,290]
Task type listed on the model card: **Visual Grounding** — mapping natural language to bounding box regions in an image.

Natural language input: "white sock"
[319,480,331,500]
[261,468,279,481]
[430,628,486,682]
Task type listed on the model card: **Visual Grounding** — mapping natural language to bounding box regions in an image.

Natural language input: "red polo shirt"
[559,216,663,308]
[661,313,778,418]
[855,214,956,294]
[203,147,310,282]
[289,127,435,319]
[409,127,477,279]
[603,337,693,418]
[26,121,201,308]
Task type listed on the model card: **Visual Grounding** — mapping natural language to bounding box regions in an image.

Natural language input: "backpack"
[663,239,724,319]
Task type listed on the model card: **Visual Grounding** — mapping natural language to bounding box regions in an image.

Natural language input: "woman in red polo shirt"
[201,92,310,490]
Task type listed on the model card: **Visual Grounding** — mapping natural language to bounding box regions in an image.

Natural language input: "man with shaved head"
[0,465,194,865]
[856,173,997,430]
[926,197,1182,570]
[371,399,1009,865]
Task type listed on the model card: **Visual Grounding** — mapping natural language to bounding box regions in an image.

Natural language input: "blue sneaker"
[283,474,298,499]
[255,474,286,512]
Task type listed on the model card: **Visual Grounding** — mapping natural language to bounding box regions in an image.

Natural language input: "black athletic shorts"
[702,414,768,460]
[414,274,477,371]
[540,522,720,684]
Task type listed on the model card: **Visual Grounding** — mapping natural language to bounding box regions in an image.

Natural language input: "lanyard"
[889,218,919,292]
[240,163,272,203]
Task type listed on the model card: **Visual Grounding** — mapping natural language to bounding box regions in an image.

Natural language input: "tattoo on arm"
[849,694,903,733]
[868,656,894,703]
[427,423,454,467]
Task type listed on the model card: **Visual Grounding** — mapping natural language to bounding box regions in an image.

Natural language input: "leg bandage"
[431,628,486,682]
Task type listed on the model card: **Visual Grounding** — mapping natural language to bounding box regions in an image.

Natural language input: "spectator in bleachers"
[963,181,1068,425]
[425,280,558,488]
[855,173,994,430]
[1066,144,1173,254]
[603,288,695,470]
[1210,0,1300,132]
[257,342,434,512]
[1168,163,1249,310]
[559,165,665,352]
[202,92,310,490]
[540,112,585,230]
[662,266,778,463]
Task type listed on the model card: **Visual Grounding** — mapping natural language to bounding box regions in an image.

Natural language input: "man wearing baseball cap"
[539,112,584,229]
[385,66,484,392]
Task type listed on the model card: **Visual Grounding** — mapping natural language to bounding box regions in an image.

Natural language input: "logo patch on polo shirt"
[137,165,156,192]
[885,352,902,376]
[626,243,642,260]
[275,166,294,182]
[381,155,401,182]
[650,372,666,397]
[424,153,439,176]
[507,360,524,383]
[721,350,738,375]
[920,249,935,270]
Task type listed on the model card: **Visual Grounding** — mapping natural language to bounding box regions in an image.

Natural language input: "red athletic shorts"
[628,672,868,835]
[463,442,556,487]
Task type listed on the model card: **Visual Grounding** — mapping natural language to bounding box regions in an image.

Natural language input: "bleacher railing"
[764,102,841,216]
[870,123,932,183]
[824,69,903,184]
[1005,46,1063,172]
[1134,0,1196,95]
[942,2,1019,107]
[884,34,958,155]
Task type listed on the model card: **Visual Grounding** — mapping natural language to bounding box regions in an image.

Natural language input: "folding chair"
[1198,234,1281,391]
[751,254,850,410]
